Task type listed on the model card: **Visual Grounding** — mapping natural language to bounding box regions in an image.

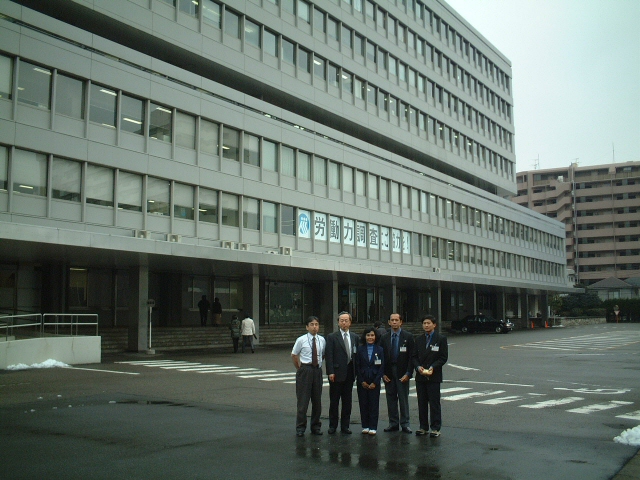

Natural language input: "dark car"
[450,314,513,334]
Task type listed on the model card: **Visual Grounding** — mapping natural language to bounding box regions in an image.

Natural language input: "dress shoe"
[296,431,304,437]
[402,427,412,434]
[368,430,377,435]
[328,427,337,434]
[341,428,352,435]
[415,429,428,436]
[311,430,323,436]
[384,426,399,432]
[430,429,441,437]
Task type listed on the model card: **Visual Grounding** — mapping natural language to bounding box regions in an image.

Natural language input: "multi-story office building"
[513,162,640,286]
[0,0,570,350]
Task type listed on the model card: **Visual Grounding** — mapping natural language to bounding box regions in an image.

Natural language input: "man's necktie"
[312,336,318,367]
[391,333,398,362]
[426,333,432,349]
[343,332,350,357]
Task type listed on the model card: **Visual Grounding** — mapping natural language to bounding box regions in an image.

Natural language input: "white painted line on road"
[448,363,480,371]
[215,368,261,374]
[449,380,534,387]
[260,375,297,381]
[519,397,584,409]
[238,371,293,378]
[476,396,526,405]
[567,401,633,414]
[159,363,203,369]
[176,366,233,371]
[441,387,473,393]
[555,387,631,395]
[116,360,187,365]
[616,410,640,421]
[64,366,140,375]
[443,390,505,401]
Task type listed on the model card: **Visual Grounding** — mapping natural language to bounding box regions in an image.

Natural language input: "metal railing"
[0,313,99,341]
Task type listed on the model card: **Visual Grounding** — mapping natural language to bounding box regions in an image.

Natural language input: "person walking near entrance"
[197,295,210,327]
[413,315,448,437]
[211,297,223,326]
[241,313,256,353]
[229,314,241,353]
[380,312,415,433]
[325,311,359,434]
[291,316,326,437]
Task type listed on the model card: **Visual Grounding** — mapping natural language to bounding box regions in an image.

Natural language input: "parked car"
[450,315,514,334]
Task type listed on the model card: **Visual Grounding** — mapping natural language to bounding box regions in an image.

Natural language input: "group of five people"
[291,311,448,438]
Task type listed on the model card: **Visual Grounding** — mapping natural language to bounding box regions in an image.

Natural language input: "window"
[263,29,278,57]
[281,146,295,176]
[245,19,260,47]
[224,9,240,38]
[281,205,296,235]
[298,1,310,23]
[368,174,378,199]
[221,193,239,226]
[263,201,277,233]
[354,34,364,56]
[199,187,218,223]
[298,47,310,73]
[282,39,295,65]
[55,74,84,119]
[263,140,278,171]
[343,166,354,193]
[282,0,295,14]
[200,119,219,155]
[149,103,172,142]
[327,17,339,40]
[86,164,113,207]
[115,171,144,213]
[314,156,326,185]
[243,133,260,166]
[355,170,365,196]
[173,183,194,220]
[313,8,325,32]
[222,126,240,161]
[202,0,221,28]
[176,111,196,149]
[391,182,399,205]
[379,178,388,202]
[366,41,376,62]
[341,25,352,49]
[298,152,311,181]
[0,54,12,99]
[13,149,47,196]
[147,177,170,216]
[313,56,326,80]
[329,161,340,189]
[342,72,353,94]
[52,157,81,202]
[178,0,198,16]
[68,268,88,309]
[120,94,144,135]
[89,84,116,127]
[18,61,51,109]
[243,197,260,230]
[354,77,364,99]
[328,63,339,87]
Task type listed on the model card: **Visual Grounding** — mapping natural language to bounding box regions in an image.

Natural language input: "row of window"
[203,3,514,154]
[0,145,565,259]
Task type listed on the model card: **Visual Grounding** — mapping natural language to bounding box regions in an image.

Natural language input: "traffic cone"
[531,321,534,329]
[545,321,549,328]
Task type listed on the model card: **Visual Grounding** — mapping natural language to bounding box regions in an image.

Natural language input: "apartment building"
[513,162,640,286]
[0,0,569,350]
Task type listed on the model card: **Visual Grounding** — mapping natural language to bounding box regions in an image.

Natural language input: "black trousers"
[232,337,239,353]
[329,364,355,430]
[296,365,323,433]
[416,380,442,430]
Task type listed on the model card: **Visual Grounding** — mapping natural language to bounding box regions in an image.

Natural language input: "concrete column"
[243,273,260,340]
[520,290,530,327]
[434,284,442,327]
[128,265,149,352]
[496,289,506,321]
[541,292,549,321]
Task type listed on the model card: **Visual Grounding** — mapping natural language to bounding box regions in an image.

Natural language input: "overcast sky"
[443,0,640,173]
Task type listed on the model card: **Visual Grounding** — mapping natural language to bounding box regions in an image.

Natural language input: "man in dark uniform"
[197,295,210,326]
[413,314,448,437]
[325,311,359,434]
[380,312,415,433]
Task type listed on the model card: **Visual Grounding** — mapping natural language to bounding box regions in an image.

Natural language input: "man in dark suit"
[380,313,415,433]
[413,314,448,438]
[325,311,359,434]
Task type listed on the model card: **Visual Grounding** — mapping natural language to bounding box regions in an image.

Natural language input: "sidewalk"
[613,450,640,480]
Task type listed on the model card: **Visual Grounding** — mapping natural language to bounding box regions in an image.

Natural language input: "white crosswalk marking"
[411,386,470,398]
[159,363,204,369]
[520,397,583,409]
[215,368,261,374]
[616,410,640,421]
[260,375,297,381]
[239,371,297,378]
[509,332,640,352]
[177,366,237,371]
[443,390,505,401]
[567,401,633,414]
[477,395,527,405]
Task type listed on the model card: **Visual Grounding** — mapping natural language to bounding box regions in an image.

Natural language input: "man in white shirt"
[291,316,325,437]
[241,313,256,353]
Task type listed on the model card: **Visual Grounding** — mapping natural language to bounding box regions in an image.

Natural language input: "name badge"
[374,359,382,365]
[399,346,407,352]
[431,345,439,352]
[352,346,357,354]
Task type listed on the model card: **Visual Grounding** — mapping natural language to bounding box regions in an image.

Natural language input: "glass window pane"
[283,0,294,14]
[263,140,278,171]
[264,30,277,57]
[200,119,219,155]
[355,170,365,196]
[176,111,196,149]
[243,133,260,166]
[12,149,47,196]
[281,146,295,177]
[342,72,353,94]
[117,171,142,211]
[328,64,339,87]
[298,0,310,23]
[55,74,84,119]
[313,156,326,185]
[245,19,260,47]
[224,10,240,38]
[281,205,295,236]
[120,94,144,134]
[243,197,260,230]
[174,183,194,219]
[221,192,239,226]
[314,9,325,32]
[329,161,340,189]
[89,84,116,127]
[328,17,339,40]
[298,48,310,73]
[222,126,240,161]
[368,174,378,199]
[0,146,7,191]
[379,178,388,202]
[298,152,310,181]
[179,0,198,16]
[263,201,277,233]
[199,187,218,223]
[52,157,81,202]
[341,25,352,48]
[202,0,221,28]
[147,177,170,216]
[18,61,51,109]
[86,164,113,207]
[149,103,172,142]
[282,39,295,65]
[343,166,353,192]
[0,54,12,100]
[313,56,326,80]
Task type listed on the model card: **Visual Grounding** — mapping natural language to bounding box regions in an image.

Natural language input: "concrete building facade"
[513,162,640,286]
[0,0,569,349]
